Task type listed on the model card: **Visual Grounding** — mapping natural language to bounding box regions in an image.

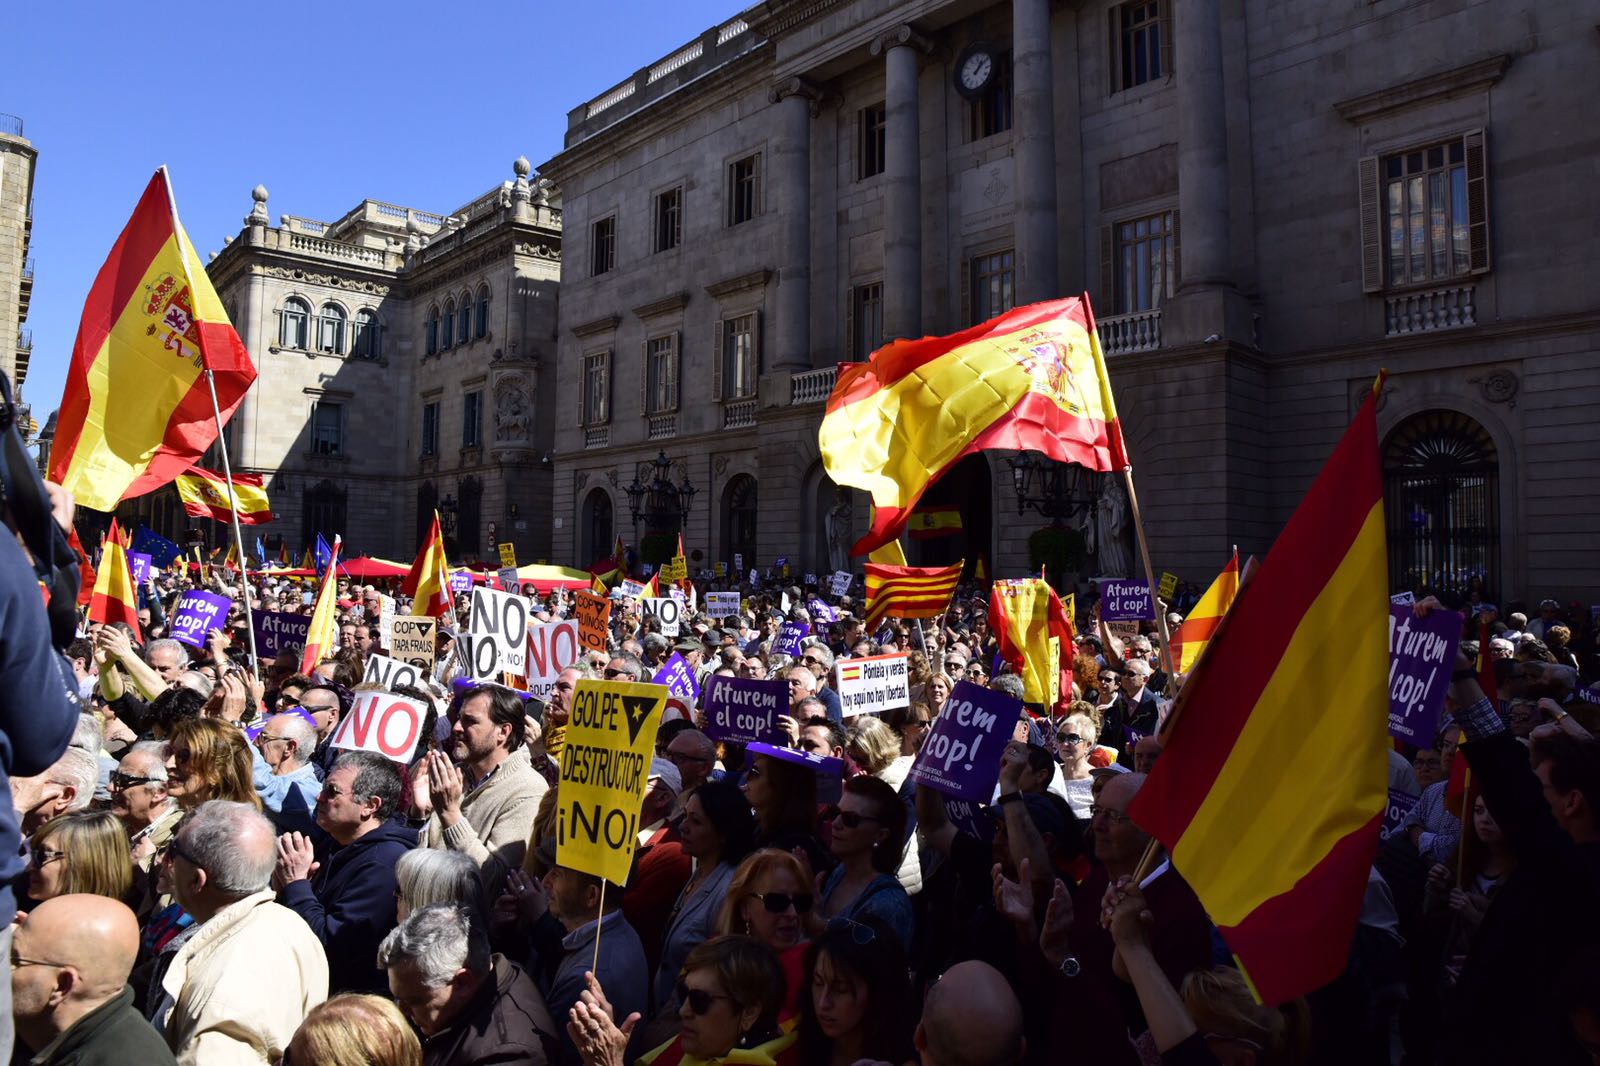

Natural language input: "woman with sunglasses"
[812,777,914,951]
[569,935,794,1066]
[162,717,262,812]
[797,915,914,1066]
[1055,710,1099,819]
[26,810,135,905]
[716,849,814,1025]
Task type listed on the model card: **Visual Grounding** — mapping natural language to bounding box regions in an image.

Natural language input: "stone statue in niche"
[1089,475,1133,579]
[494,377,530,442]
[825,488,853,575]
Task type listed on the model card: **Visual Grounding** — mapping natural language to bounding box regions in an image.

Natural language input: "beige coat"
[423,745,547,899]
[161,890,328,1066]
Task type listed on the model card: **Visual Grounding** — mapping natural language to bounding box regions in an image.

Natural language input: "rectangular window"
[1115,2,1168,91]
[858,104,887,180]
[1114,211,1176,314]
[463,391,482,449]
[421,401,439,458]
[728,154,761,226]
[722,314,757,399]
[970,251,1015,324]
[591,216,616,276]
[852,283,884,359]
[582,352,610,426]
[968,57,1013,142]
[654,187,682,253]
[1383,137,1476,288]
[645,335,678,415]
[310,400,343,456]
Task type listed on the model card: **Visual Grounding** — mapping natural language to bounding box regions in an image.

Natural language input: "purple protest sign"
[448,571,474,593]
[127,553,152,585]
[1381,788,1419,838]
[807,599,838,623]
[908,680,1022,802]
[773,622,810,657]
[944,796,995,842]
[703,675,785,744]
[1575,684,1600,706]
[253,610,312,657]
[1388,605,1462,744]
[170,591,231,648]
[653,653,700,703]
[1098,579,1154,621]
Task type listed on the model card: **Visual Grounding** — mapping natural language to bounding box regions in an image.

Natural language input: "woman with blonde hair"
[286,993,421,1066]
[1055,710,1099,818]
[162,717,261,811]
[27,810,134,903]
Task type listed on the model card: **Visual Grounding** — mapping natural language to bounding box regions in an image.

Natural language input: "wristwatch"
[1059,954,1081,978]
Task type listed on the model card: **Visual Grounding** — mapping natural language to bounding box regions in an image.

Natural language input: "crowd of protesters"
[17,545,1600,1066]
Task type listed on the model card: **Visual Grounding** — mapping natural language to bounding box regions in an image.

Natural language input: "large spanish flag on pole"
[988,577,1075,706]
[820,297,1126,556]
[300,535,343,674]
[174,466,273,525]
[1168,549,1240,675]
[1127,377,1390,1006]
[87,519,142,643]
[402,512,453,618]
[49,169,257,513]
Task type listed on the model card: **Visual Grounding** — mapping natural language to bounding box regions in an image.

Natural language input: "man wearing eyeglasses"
[797,642,842,723]
[250,712,323,835]
[109,743,181,871]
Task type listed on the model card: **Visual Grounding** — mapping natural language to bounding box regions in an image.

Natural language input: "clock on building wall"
[954,42,998,100]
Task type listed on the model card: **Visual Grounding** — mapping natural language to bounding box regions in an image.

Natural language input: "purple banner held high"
[703,675,785,744]
[653,653,700,703]
[170,591,231,648]
[908,680,1022,802]
[127,552,152,585]
[773,622,810,658]
[1098,579,1155,621]
[1388,604,1463,744]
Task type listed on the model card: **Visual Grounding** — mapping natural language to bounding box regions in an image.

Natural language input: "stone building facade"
[541,0,1600,602]
[119,161,563,565]
[0,115,35,400]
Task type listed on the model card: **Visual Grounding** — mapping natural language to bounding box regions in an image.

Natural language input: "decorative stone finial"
[247,184,270,226]
[252,184,269,203]
[513,155,532,179]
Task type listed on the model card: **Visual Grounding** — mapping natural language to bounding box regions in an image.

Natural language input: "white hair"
[47,747,100,812]
[120,743,168,783]
[181,800,277,895]
[395,849,485,918]
[145,638,190,665]
[267,713,319,762]
[377,902,489,985]
[70,713,104,754]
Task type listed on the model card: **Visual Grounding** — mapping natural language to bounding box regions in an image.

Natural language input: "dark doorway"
[911,453,992,576]
[1383,409,1499,600]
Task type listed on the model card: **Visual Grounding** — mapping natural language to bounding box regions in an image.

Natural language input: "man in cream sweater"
[414,684,547,900]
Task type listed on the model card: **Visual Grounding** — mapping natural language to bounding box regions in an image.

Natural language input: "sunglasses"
[109,771,160,790]
[604,668,631,679]
[753,891,813,914]
[825,806,881,829]
[170,748,193,765]
[826,916,878,945]
[1058,733,1084,745]
[675,978,734,1016]
[28,848,65,871]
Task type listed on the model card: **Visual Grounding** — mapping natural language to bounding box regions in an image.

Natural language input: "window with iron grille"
[858,104,886,180]
[969,251,1015,325]
[644,335,678,415]
[728,155,761,226]
[1112,2,1170,92]
[654,187,682,252]
[591,216,616,276]
[968,57,1013,142]
[463,391,483,449]
[582,351,610,426]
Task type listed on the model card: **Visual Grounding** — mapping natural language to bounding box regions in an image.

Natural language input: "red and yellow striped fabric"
[402,513,452,618]
[988,577,1074,705]
[88,519,142,643]
[863,560,963,632]
[300,535,343,674]
[820,296,1127,556]
[907,508,964,540]
[174,466,273,525]
[1127,377,1390,1006]
[49,169,256,513]
[1168,550,1240,674]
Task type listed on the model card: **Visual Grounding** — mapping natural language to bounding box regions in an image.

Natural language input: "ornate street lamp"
[1005,451,1097,523]
[625,451,697,533]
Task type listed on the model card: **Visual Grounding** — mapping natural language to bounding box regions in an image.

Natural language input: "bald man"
[12,894,176,1064]
[917,960,1026,1066]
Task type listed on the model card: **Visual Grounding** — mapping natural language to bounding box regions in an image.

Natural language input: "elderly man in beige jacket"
[156,800,327,1065]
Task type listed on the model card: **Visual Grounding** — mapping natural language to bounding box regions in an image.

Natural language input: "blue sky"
[4,0,743,422]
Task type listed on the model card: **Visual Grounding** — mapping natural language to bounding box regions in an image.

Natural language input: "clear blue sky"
[4,0,743,422]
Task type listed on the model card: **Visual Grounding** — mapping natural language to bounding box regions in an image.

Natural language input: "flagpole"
[160,166,262,687]
[1120,467,1176,687]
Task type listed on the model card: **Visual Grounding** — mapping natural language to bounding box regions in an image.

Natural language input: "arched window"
[351,309,382,359]
[457,292,472,344]
[317,303,346,354]
[425,307,439,356]
[721,474,758,569]
[581,490,614,565]
[475,285,490,339]
[280,298,310,349]
[442,300,455,350]
[1383,410,1499,599]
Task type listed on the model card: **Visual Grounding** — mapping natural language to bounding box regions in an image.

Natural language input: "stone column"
[871,26,932,341]
[1176,0,1230,288]
[1012,0,1059,304]
[770,79,819,371]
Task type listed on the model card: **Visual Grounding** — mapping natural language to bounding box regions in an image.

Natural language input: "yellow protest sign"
[1158,571,1178,600]
[663,555,687,582]
[498,542,518,568]
[556,680,668,884]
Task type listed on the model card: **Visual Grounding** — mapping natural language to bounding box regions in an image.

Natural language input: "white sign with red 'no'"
[329,691,427,764]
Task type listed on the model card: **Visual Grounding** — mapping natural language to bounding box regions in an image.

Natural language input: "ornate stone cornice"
[1333,54,1512,123]
[632,292,691,320]
[257,265,393,297]
[704,269,773,299]
[572,314,621,339]
[869,24,934,59]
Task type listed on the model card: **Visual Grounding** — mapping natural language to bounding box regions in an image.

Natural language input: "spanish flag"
[989,577,1074,705]
[300,546,314,570]
[402,512,452,618]
[907,508,964,540]
[1127,376,1390,1006]
[49,169,256,513]
[820,296,1126,556]
[864,560,964,632]
[278,543,290,567]
[222,542,239,572]
[1168,550,1240,675]
[87,519,142,642]
[174,466,273,525]
[300,534,342,674]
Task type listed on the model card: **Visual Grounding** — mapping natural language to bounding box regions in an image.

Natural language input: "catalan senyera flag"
[173,466,273,525]
[863,560,964,632]
[1168,550,1241,675]
[988,577,1074,705]
[300,535,343,674]
[820,296,1127,556]
[1127,376,1390,1006]
[49,170,256,513]
[402,512,452,618]
[907,508,964,540]
[87,519,142,643]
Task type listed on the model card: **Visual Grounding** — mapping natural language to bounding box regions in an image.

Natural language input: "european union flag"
[131,526,183,569]
[315,534,333,576]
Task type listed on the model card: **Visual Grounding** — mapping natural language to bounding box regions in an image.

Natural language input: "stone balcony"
[791,367,837,405]
[1097,309,1163,355]
[1385,284,1476,337]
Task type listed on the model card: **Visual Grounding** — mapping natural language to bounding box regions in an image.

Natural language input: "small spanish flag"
[402,512,453,618]
[1169,550,1240,675]
[300,535,343,674]
[174,466,273,525]
[88,519,142,643]
[907,508,964,539]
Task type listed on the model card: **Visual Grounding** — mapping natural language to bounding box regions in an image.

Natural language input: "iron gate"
[1383,410,1499,600]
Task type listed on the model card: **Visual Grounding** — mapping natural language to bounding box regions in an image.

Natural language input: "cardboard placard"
[834,652,910,717]
[573,592,612,652]
[773,622,810,657]
[640,596,682,637]
[329,690,427,764]
[556,680,669,884]
[830,571,853,597]
[464,586,530,679]
[1099,579,1155,621]
[908,681,1022,802]
[706,592,740,619]
[128,552,153,585]
[389,617,438,670]
[733,553,744,573]
[497,567,521,595]
[377,594,396,650]
[170,591,231,648]
[618,579,646,600]
[253,610,311,658]
[498,542,518,568]
[1158,572,1178,600]
[702,675,784,744]
[1381,788,1419,839]
[652,653,700,703]
[1388,605,1463,744]
[361,653,427,693]
[448,570,474,593]
[526,619,582,701]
